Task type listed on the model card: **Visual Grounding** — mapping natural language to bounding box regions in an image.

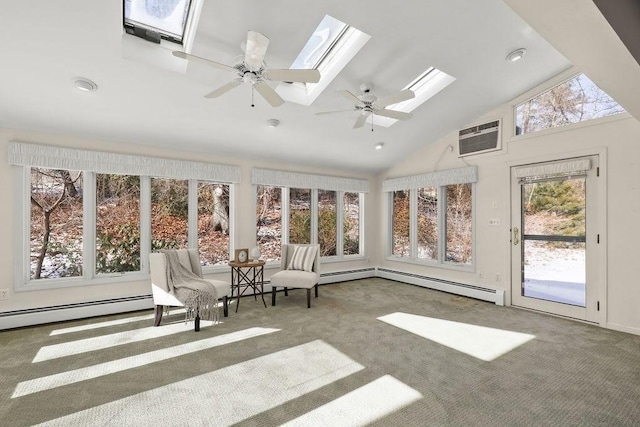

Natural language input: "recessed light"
[266,119,280,128]
[73,77,98,92]
[506,48,526,62]
[375,142,384,150]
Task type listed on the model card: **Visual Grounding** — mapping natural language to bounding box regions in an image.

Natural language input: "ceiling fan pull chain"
[251,85,255,107]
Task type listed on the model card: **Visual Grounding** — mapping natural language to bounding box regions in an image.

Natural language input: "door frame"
[508,148,607,326]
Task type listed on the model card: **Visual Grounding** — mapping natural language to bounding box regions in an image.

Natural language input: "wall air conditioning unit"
[458,119,501,157]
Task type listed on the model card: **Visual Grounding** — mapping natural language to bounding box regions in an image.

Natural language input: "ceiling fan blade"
[172,51,235,72]
[374,108,413,120]
[204,80,242,98]
[245,31,270,71]
[373,89,415,108]
[254,82,284,107]
[264,69,321,83]
[336,90,364,105]
[353,114,369,129]
[315,109,355,116]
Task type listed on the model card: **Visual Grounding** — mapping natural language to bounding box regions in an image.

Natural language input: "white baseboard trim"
[0,296,153,331]
[606,322,640,336]
[376,268,504,305]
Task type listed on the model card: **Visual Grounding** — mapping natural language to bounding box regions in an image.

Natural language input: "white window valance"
[251,168,369,193]
[382,166,477,192]
[8,142,241,183]
[514,158,591,180]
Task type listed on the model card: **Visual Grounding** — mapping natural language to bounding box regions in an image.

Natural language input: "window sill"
[385,256,474,273]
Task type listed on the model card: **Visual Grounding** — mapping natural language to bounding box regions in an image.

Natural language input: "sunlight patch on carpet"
[50,312,162,335]
[33,321,216,363]
[32,340,364,427]
[13,327,279,398]
[281,375,422,426]
[378,312,535,361]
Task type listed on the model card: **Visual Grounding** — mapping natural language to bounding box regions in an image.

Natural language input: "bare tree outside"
[445,183,472,264]
[256,186,282,261]
[198,182,230,265]
[30,168,84,279]
[516,73,625,135]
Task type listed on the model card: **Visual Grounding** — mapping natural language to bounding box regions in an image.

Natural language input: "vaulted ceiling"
[1,0,638,174]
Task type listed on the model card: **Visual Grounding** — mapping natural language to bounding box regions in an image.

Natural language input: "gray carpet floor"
[1,278,640,426]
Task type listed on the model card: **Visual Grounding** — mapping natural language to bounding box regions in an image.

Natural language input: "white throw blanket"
[162,250,219,324]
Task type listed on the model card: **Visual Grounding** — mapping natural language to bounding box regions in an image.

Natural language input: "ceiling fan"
[173,31,321,107]
[316,83,415,129]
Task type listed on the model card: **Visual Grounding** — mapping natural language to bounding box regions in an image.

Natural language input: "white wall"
[379,70,640,335]
[0,127,376,315]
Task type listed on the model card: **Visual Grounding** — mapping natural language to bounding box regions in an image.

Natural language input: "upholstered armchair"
[149,249,230,330]
[270,244,320,308]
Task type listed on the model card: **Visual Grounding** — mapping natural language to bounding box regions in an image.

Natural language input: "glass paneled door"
[510,156,603,322]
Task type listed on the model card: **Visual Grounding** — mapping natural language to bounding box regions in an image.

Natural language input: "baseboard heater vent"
[263,268,376,288]
[376,268,504,305]
[0,295,153,331]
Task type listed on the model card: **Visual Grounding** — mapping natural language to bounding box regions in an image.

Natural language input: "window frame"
[12,144,238,292]
[387,183,476,272]
[513,72,626,137]
[254,185,365,266]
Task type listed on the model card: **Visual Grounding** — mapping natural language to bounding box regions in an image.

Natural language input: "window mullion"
[84,172,96,279]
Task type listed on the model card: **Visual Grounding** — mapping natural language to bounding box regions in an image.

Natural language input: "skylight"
[291,15,349,70]
[123,0,194,45]
[373,67,456,128]
[277,15,370,106]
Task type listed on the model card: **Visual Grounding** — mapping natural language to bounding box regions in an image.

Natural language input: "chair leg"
[223,296,228,317]
[272,287,277,306]
[154,305,163,327]
[284,287,288,296]
[194,311,200,332]
[307,289,311,308]
[315,284,318,298]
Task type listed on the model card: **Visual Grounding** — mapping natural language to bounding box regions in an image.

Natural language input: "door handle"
[513,227,520,245]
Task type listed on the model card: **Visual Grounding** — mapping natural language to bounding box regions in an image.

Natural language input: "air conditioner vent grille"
[458,119,501,157]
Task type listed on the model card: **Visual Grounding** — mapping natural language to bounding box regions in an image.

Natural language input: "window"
[151,177,188,250]
[197,183,230,266]
[445,184,472,265]
[318,190,337,256]
[123,0,194,44]
[515,73,625,135]
[289,188,312,245]
[256,186,282,262]
[30,168,84,279]
[417,187,438,261]
[374,67,456,128]
[252,169,367,263]
[277,15,370,106]
[384,167,476,268]
[343,192,360,256]
[12,142,240,289]
[96,174,141,274]
[392,190,410,257]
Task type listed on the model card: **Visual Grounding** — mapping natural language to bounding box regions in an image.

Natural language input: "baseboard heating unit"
[376,268,504,305]
[0,295,153,331]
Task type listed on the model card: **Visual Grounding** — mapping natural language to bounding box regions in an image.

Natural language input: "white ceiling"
[1,0,638,174]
